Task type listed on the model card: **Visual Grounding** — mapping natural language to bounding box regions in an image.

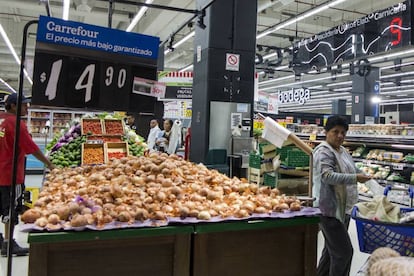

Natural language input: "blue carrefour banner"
[37,16,159,60]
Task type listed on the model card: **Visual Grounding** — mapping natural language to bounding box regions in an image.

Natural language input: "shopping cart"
[351,186,414,257]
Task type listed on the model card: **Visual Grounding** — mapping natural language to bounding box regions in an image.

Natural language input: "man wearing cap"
[0,93,54,256]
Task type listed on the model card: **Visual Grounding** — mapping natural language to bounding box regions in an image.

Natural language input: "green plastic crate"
[264,172,278,188]
[286,149,309,167]
[249,153,262,169]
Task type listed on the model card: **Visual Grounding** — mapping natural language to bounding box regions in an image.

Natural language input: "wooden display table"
[28,226,193,276]
[193,216,319,276]
[27,216,319,276]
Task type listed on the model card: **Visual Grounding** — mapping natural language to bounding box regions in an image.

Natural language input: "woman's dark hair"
[165,119,173,126]
[324,115,349,132]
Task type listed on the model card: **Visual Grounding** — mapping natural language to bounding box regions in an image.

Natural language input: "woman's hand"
[356,173,371,183]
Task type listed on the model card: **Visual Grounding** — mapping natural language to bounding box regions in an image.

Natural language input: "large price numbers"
[390,17,402,46]
[41,58,128,104]
[105,66,127,88]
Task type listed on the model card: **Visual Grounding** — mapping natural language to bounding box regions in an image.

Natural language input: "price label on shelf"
[392,163,404,171]
[309,134,316,141]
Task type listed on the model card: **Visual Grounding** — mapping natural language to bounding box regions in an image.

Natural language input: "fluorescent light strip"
[369,48,414,62]
[308,85,323,89]
[381,71,414,79]
[63,0,70,20]
[0,24,33,84]
[126,0,153,32]
[380,61,414,71]
[333,87,351,92]
[179,64,193,72]
[256,0,347,39]
[275,73,348,89]
[381,84,414,91]
[326,80,352,87]
[164,31,195,55]
[0,78,17,93]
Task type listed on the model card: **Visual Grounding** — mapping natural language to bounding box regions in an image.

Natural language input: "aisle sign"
[32,16,159,111]
[293,1,411,73]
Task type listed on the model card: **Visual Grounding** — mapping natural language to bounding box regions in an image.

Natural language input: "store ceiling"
[0,0,412,113]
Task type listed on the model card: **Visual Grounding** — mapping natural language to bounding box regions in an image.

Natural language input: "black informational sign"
[164,86,192,100]
[32,16,159,112]
[293,1,412,73]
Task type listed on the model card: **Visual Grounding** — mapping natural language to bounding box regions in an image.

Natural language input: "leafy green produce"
[49,135,86,168]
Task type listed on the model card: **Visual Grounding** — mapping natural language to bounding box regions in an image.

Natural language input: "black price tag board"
[98,62,131,110]
[293,1,411,73]
[32,16,159,112]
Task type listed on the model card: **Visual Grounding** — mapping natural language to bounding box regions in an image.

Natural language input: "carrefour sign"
[278,88,311,105]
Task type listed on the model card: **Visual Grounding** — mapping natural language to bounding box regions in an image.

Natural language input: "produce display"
[104,120,124,135]
[46,116,147,168]
[108,152,127,159]
[50,136,86,167]
[21,154,305,230]
[82,119,103,135]
[87,136,123,142]
[355,162,390,180]
[82,145,105,165]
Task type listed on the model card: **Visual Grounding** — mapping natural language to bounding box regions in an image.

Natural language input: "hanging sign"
[278,88,311,105]
[32,16,160,111]
[293,1,411,73]
[132,77,166,98]
[158,71,193,100]
[268,93,279,114]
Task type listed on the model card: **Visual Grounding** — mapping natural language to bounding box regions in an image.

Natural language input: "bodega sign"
[278,88,310,105]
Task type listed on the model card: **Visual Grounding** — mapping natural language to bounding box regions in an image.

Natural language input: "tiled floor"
[0,175,370,276]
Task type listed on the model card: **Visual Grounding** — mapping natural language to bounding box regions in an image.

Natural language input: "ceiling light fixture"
[381,71,414,79]
[62,0,70,20]
[326,80,352,87]
[0,78,17,93]
[256,0,347,39]
[369,48,414,62]
[164,31,195,55]
[371,96,381,103]
[126,0,154,32]
[0,24,33,85]
[178,64,193,72]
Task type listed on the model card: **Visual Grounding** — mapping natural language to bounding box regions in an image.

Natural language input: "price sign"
[253,120,264,130]
[392,163,404,170]
[309,134,316,141]
[32,16,159,112]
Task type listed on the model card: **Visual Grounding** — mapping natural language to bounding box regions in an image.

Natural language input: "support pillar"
[351,67,380,124]
[190,0,257,163]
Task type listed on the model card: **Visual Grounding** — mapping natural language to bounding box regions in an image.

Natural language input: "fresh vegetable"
[82,119,103,135]
[108,152,127,159]
[47,123,81,152]
[22,154,304,230]
[104,120,124,135]
[49,135,86,167]
[82,146,105,164]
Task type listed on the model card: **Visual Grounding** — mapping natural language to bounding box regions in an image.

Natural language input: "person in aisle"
[125,113,137,131]
[155,119,181,154]
[312,115,371,276]
[147,119,161,151]
[0,93,55,257]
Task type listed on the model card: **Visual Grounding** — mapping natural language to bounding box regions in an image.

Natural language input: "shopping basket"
[351,186,414,256]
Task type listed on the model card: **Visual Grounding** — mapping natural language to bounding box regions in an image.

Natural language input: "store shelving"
[295,129,414,206]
